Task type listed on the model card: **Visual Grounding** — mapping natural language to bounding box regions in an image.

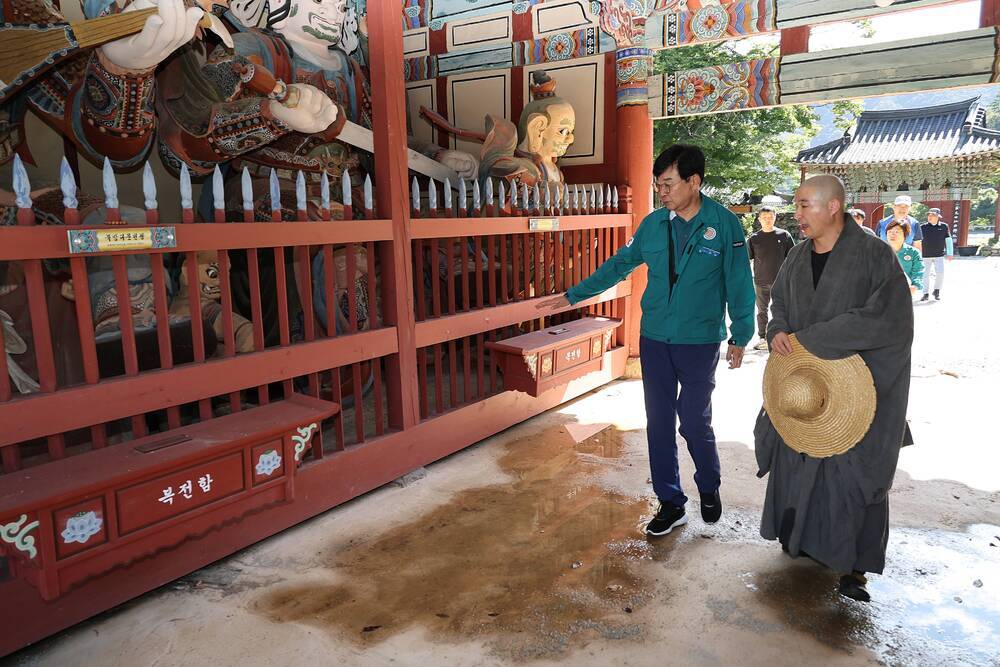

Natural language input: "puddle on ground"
[254,425,668,659]
[252,423,999,664]
[749,524,1000,666]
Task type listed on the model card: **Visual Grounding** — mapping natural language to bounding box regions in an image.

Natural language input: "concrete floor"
[7,259,1000,667]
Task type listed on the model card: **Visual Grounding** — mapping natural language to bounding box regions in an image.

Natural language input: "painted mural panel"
[401,0,966,84]
[648,0,777,48]
[647,26,1000,119]
[447,70,512,155]
[523,55,605,164]
[532,0,597,36]
[406,82,437,143]
[403,27,431,57]
[446,12,514,50]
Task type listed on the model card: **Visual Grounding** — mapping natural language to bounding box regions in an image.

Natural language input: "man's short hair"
[759,206,777,214]
[849,208,866,220]
[886,219,911,238]
[653,144,705,183]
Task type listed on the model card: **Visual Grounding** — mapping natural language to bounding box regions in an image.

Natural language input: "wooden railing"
[0,161,634,472]
[0,161,395,470]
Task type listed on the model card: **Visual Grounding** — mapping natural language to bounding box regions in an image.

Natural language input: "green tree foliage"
[986,97,1000,130]
[831,100,863,132]
[909,202,928,222]
[971,186,997,221]
[654,42,820,202]
[852,18,876,39]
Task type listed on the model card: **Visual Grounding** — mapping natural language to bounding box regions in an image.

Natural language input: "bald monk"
[755,175,914,601]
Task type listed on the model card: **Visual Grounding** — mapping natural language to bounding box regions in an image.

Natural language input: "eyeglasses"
[654,177,689,192]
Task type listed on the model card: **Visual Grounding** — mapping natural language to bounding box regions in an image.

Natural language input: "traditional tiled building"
[796,97,1000,247]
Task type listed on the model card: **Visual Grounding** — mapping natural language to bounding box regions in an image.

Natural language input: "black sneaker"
[838,573,871,602]
[933,289,941,301]
[700,490,722,524]
[920,294,929,302]
[645,502,687,536]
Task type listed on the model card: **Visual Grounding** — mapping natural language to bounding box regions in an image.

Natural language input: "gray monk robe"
[755,215,914,574]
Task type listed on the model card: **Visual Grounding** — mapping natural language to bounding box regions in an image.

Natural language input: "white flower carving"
[60,511,103,545]
[255,449,283,477]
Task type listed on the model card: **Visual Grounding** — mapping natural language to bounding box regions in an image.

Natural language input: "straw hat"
[762,334,876,458]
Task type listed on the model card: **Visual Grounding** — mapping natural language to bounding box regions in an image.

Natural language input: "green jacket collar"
[670,195,713,278]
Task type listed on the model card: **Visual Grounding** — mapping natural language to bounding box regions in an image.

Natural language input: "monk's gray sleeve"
[765,255,792,344]
[795,244,912,359]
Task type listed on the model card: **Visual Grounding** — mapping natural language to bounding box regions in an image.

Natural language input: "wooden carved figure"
[169,250,255,354]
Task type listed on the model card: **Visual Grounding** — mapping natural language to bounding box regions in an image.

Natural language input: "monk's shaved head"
[794,175,847,247]
[799,175,846,209]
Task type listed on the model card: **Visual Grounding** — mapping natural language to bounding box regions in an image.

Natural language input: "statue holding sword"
[11,0,476,348]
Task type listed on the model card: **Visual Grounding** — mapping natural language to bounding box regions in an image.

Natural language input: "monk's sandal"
[646,502,687,536]
[838,572,870,602]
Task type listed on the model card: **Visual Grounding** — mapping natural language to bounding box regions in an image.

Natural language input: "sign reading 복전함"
[67,227,177,254]
[115,452,243,535]
[529,217,560,231]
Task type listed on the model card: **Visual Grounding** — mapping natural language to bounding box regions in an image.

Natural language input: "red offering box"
[0,395,337,601]
[487,316,622,397]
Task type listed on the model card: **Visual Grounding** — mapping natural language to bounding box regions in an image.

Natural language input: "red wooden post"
[958,199,971,247]
[982,0,1000,27]
[617,96,653,358]
[368,0,420,430]
[149,208,175,373]
[16,205,68,458]
[861,202,879,230]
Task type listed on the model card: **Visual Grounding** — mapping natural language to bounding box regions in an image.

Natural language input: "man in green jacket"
[538,144,755,535]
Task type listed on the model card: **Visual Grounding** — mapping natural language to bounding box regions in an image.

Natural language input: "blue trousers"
[639,337,722,507]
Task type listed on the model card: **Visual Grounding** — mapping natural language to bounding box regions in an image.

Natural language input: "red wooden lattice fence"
[0,4,637,654]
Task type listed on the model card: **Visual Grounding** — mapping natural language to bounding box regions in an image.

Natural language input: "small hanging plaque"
[529,217,559,231]
[67,227,177,254]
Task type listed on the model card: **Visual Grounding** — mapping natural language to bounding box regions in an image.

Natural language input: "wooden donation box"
[0,394,338,601]
[487,317,622,397]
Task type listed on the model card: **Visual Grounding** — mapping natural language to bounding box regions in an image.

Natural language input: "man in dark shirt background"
[919,207,954,301]
[748,206,795,350]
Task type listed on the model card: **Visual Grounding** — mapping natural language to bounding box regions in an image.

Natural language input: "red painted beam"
[0,328,397,447]
[414,282,631,348]
[411,214,632,239]
[780,26,811,56]
[0,346,628,657]
[0,220,394,261]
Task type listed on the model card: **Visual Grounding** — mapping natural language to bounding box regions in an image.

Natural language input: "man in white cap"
[875,195,923,251]
[756,175,913,602]
[919,207,954,301]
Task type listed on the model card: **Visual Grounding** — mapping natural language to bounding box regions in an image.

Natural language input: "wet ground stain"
[254,425,665,659]
[747,524,1000,666]
[253,424,1000,664]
